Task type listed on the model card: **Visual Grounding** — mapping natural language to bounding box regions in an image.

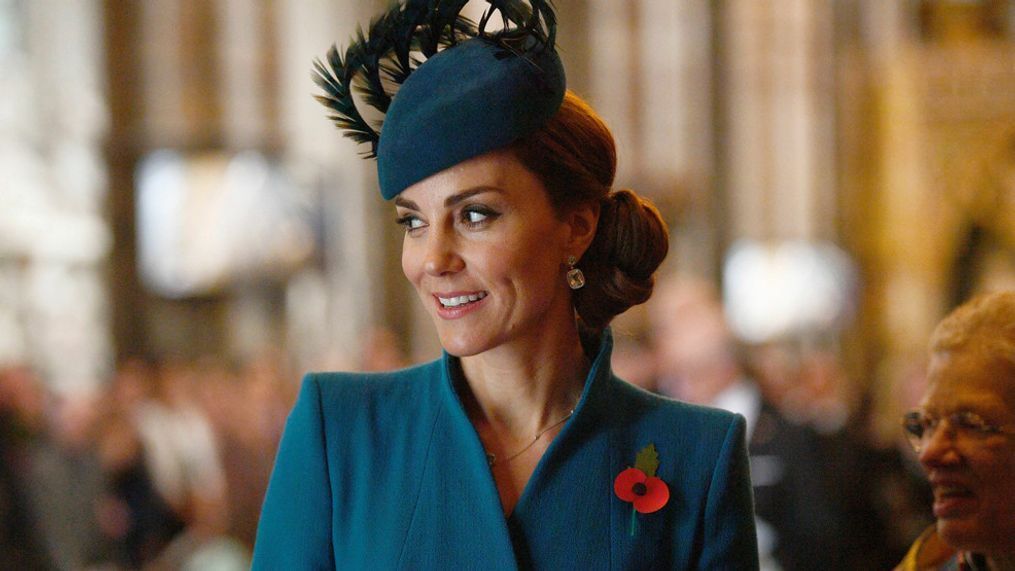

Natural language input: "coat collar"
[437,329,616,436]
[405,330,617,568]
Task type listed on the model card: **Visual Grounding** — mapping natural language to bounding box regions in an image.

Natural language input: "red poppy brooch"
[614,443,670,536]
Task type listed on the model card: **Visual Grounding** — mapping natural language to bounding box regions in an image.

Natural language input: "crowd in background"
[0,352,294,570]
[616,276,936,570]
[1,275,939,570]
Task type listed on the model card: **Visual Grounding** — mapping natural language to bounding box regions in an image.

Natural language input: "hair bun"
[574,189,669,331]
[601,190,667,280]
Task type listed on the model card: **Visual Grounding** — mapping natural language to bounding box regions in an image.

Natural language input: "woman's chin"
[436,332,490,358]
[937,518,1010,556]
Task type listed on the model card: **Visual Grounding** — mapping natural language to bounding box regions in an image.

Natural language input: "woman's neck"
[458,325,590,438]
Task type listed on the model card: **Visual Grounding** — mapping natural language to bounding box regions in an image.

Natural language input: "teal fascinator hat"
[313,0,566,199]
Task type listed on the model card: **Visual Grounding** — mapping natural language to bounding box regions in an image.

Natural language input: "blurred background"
[1,0,1013,569]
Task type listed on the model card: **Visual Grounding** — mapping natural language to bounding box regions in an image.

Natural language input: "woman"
[896,291,1015,570]
[253,1,758,568]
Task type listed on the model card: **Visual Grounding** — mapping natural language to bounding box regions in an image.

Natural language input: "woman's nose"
[918,423,961,468]
[423,228,464,276]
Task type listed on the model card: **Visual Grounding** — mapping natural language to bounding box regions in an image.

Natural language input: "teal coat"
[253,333,758,569]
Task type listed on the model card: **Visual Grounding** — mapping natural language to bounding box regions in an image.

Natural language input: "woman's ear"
[565,201,600,259]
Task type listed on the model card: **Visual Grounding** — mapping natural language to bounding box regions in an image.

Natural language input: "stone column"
[275,0,390,370]
[586,0,639,183]
[720,0,837,242]
[639,0,717,275]
[0,0,112,396]
[585,0,718,276]
[217,0,277,148]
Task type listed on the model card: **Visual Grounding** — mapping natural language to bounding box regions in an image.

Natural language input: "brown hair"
[511,90,669,332]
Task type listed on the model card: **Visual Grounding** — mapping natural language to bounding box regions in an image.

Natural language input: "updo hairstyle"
[511,90,669,332]
[930,291,1015,378]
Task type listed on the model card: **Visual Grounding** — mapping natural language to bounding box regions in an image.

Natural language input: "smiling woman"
[396,150,582,359]
[252,1,758,569]
[896,291,1015,570]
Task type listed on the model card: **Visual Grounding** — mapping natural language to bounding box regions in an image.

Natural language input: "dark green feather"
[313,0,558,157]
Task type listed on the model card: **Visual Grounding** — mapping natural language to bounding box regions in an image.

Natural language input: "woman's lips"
[433,291,488,319]
[932,484,977,519]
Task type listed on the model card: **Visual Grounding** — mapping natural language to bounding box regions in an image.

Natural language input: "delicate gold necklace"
[485,407,576,467]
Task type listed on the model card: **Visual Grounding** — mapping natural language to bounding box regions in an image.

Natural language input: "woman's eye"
[396,215,425,231]
[955,411,991,432]
[462,207,498,227]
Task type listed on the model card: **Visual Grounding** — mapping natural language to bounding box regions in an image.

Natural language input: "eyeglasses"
[902,409,1015,453]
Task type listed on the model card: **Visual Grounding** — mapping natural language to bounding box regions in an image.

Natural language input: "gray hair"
[930,291,1015,374]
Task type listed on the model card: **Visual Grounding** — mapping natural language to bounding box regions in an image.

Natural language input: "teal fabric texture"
[376,37,566,199]
[253,332,759,569]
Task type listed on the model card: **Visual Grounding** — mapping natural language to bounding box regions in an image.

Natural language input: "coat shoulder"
[294,359,447,455]
[609,377,743,436]
[605,376,748,485]
[308,358,444,407]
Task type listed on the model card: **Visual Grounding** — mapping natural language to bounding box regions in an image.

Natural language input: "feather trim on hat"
[313,0,558,158]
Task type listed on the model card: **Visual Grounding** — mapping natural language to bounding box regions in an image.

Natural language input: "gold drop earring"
[566,256,585,290]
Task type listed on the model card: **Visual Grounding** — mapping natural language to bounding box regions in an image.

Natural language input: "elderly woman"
[897,291,1015,570]
[253,1,758,568]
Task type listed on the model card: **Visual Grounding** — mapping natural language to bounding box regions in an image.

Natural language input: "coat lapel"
[507,333,617,570]
[396,355,518,569]
[399,332,619,570]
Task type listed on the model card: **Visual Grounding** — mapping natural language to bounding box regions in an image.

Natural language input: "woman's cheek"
[401,240,423,284]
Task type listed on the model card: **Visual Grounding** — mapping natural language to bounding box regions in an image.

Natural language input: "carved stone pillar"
[585,0,718,276]
[1,0,111,395]
[275,0,392,369]
[720,0,837,242]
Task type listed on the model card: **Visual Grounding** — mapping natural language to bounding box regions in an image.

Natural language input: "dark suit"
[254,332,759,569]
[749,402,845,570]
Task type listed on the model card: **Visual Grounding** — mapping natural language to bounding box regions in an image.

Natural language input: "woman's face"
[395,149,590,357]
[918,350,1015,555]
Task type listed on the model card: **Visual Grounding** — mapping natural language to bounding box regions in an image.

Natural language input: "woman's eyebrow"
[445,186,502,207]
[394,186,503,210]
[393,196,419,210]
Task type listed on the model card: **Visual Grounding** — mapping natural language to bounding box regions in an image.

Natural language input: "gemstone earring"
[566,255,586,290]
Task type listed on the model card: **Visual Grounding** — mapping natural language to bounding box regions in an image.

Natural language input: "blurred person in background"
[897,291,1015,570]
[650,275,846,570]
[135,358,228,533]
[253,0,758,567]
[94,356,249,569]
[792,344,935,569]
[610,330,659,393]
[749,336,938,568]
[358,326,410,372]
[25,391,113,570]
[747,342,800,420]
[792,348,852,434]
[195,351,294,552]
[134,358,248,569]
[829,351,936,569]
[0,365,53,569]
[94,357,186,568]
[1,365,115,570]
